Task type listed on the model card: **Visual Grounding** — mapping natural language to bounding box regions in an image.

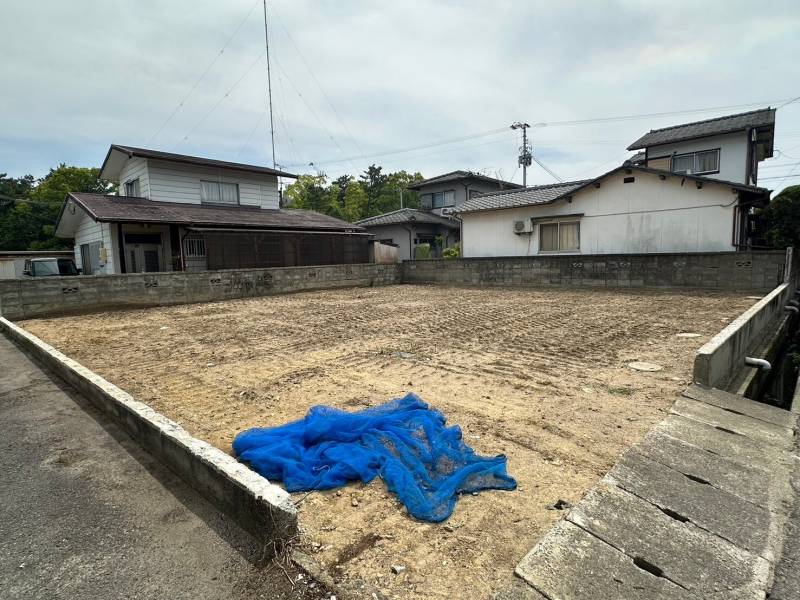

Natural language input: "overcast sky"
[2,0,799,193]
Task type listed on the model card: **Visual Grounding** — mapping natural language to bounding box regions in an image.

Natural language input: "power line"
[145,0,260,146]
[286,127,510,168]
[531,97,797,129]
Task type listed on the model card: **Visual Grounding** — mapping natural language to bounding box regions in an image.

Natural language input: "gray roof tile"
[64,193,361,231]
[355,208,459,228]
[458,180,591,213]
[627,108,775,150]
[407,170,522,191]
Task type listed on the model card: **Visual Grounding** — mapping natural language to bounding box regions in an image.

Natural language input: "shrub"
[442,243,461,259]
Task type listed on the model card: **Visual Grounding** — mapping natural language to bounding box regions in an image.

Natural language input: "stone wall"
[0,263,401,320]
[402,251,787,292]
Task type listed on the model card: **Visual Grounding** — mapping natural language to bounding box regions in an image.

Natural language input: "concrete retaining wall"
[693,284,794,389]
[402,251,787,291]
[0,317,297,543]
[0,263,401,320]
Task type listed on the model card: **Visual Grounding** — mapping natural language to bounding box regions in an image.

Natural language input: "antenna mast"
[262,0,276,168]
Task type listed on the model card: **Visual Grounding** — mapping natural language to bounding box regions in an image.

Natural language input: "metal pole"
[522,127,528,187]
[263,0,276,169]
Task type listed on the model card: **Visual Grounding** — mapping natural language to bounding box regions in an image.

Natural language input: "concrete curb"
[0,316,297,543]
[694,283,793,389]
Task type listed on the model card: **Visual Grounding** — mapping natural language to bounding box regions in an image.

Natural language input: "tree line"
[0,165,114,251]
[284,164,424,222]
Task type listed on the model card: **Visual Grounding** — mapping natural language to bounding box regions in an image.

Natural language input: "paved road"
[0,334,324,600]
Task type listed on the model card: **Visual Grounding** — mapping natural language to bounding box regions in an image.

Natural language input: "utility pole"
[510,122,532,187]
[262,0,276,168]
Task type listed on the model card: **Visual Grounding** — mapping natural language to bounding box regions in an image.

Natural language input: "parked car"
[23,257,80,277]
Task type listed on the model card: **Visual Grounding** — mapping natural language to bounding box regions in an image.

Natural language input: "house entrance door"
[124,233,164,273]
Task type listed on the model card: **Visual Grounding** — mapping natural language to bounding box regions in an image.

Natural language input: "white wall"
[461,170,738,258]
[119,156,151,197]
[72,210,118,274]
[366,224,413,260]
[145,159,280,208]
[647,131,748,184]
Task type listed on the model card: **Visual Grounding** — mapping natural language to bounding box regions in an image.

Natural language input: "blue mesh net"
[232,393,517,522]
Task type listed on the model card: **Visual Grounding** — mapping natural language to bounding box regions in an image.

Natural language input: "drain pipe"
[786,306,799,314]
[745,357,772,371]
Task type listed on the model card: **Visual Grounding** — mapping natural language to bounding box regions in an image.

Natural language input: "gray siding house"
[356,171,519,259]
[55,145,368,274]
[409,170,522,216]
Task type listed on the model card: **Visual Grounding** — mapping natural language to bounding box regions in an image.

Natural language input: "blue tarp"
[232,393,517,522]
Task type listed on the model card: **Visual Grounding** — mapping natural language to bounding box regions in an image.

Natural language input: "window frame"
[124,178,140,197]
[432,189,456,209]
[538,219,581,253]
[670,148,720,176]
[200,180,240,206]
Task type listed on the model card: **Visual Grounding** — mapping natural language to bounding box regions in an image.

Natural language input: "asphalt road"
[0,334,326,600]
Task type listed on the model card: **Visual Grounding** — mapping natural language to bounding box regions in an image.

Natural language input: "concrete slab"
[670,397,794,450]
[0,335,321,600]
[636,430,773,509]
[682,384,796,429]
[515,520,693,600]
[568,483,770,599]
[654,415,792,472]
[768,458,800,599]
[605,450,773,559]
[492,579,549,600]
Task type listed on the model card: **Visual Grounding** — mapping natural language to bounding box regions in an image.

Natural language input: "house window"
[539,221,580,252]
[671,149,720,175]
[124,178,140,196]
[201,180,240,205]
[183,234,206,258]
[432,190,455,208]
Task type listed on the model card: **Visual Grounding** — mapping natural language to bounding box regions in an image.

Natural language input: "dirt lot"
[21,284,756,599]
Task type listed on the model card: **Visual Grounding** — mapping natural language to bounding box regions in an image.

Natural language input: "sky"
[2,0,800,193]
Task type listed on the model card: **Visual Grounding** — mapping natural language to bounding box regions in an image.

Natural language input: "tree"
[359,164,389,215]
[760,185,800,249]
[0,165,112,251]
[284,174,329,213]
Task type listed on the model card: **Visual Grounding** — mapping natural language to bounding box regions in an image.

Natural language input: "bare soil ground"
[21,285,756,599]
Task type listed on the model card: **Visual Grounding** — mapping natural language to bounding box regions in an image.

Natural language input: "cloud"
[1,0,798,192]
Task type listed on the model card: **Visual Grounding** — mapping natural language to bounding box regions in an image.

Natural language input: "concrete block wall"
[402,251,787,292]
[0,263,401,320]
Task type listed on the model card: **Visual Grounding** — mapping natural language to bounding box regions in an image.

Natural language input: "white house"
[459,108,775,257]
[55,145,368,274]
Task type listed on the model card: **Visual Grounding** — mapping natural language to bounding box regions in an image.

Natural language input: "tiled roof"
[355,208,459,228]
[627,108,775,150]
[63,193,362,231]
[458,180,591,213]
[102,145,298,178]
[407,170,522,191]
[626,152,646,165]
[457,166,769,214]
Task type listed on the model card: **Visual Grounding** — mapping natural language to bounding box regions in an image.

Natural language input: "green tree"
[0,165,112,251]
[760,185,800,249]
[284,174,329,212]
[359,164,388,215]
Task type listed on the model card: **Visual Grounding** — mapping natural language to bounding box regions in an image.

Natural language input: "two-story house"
[457,108,775,258]
[355,171,520,260]
[54,145,368,274]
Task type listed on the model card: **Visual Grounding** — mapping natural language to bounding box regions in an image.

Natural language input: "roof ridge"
[476,179,591,199]
[645,107,773,134]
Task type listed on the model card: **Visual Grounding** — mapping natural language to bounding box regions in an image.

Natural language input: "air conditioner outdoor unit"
[441,207,456,216]
[513,220,532,234]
